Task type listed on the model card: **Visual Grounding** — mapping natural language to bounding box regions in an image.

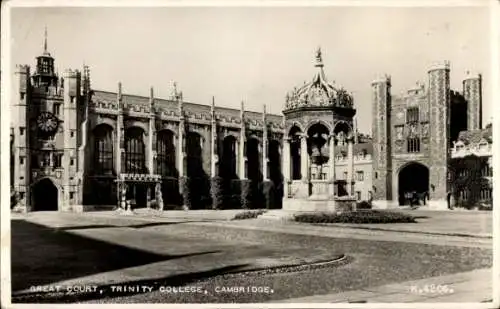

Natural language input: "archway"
[398,162,429,206]
[32,178,58,211]
[289,126,302,180]
[307,123,330,180]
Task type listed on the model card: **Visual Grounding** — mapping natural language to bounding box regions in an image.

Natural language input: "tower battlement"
[15,65,30,74]
[63,69,80,78]
[428,60,450,72]
[371,74,391,85]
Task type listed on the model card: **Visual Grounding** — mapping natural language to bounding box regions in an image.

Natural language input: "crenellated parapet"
[89,88,285,138]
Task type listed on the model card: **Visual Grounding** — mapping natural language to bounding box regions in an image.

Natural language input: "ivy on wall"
[449,155,492,209]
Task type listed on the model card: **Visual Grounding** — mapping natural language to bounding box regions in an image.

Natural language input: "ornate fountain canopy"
[284,48,354,112]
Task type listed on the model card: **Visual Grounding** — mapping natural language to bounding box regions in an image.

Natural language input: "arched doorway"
[32,178,58,211]
[307,123,330,180]
[398,162,429,206]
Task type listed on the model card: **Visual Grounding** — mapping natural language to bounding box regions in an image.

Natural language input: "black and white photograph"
[1,0,498,307]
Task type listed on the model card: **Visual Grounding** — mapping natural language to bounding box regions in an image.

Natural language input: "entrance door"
[398,162,429,206]
[135,184,148,208]
[32,178,58,211]
[126,183,148,209]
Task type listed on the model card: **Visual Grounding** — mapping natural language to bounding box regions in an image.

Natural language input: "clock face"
[37,112,59,133]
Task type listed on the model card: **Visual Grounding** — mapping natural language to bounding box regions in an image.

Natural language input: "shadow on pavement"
[11,219,220,292]
[13,264,250,303]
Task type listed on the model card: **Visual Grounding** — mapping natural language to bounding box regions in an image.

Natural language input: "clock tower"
[11,28,84,212]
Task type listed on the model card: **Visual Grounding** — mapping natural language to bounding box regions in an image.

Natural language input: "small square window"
[20,93,25,100]
[20,157,25,165]
[20,176,24,180]
[70,158,74,166]
[70,131,75,138]
[70,192,74,199]
[20,127,25,135]
[20,192,25,199]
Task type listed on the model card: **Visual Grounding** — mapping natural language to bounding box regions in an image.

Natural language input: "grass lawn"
[11,214,492,303]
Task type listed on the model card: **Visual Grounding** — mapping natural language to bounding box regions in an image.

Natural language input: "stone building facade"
[10,39,491,212]
[370,61,490,209]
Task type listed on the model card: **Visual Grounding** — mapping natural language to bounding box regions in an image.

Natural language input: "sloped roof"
[457,126,492,145]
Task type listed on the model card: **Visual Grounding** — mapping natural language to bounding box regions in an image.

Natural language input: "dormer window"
[455,142,465,151]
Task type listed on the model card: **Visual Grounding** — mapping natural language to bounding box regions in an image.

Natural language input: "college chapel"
[10,35,493,212]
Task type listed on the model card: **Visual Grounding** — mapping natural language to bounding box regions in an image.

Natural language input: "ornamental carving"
[395,126,404,140]
[407,123,418,138]
[284,49,354,111]
[395,139,404,152]
[421,122,430,137]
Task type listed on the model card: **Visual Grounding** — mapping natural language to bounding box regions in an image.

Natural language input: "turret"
[463,71,482,130]
[32,27,58,87]
[62,69,81,209]
[12,65,31,210]
[371,74,392,202]
[427,61,450,208]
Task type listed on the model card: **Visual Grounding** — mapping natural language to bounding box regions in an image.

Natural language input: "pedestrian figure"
[410,191,419,209]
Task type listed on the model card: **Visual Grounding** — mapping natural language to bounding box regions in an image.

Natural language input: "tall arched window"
[93,124,114,175]
[246,138,261,182]
[156,130,176,177]
[186,132,203,178]
[221,136,237,179]
[125,127,146,173]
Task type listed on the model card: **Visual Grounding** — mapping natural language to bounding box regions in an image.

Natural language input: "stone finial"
[315,46,323,67]
[149,86,155,109]
[211,96,216,118]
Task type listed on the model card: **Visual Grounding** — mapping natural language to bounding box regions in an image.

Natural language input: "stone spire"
[149,86,155,110]
[43,26,50,56]
[211,96,216,119]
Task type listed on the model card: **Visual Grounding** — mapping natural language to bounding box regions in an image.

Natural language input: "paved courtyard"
[10,210,493,303]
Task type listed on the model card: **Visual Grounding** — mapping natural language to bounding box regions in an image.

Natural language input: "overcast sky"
[10,5,491,134]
